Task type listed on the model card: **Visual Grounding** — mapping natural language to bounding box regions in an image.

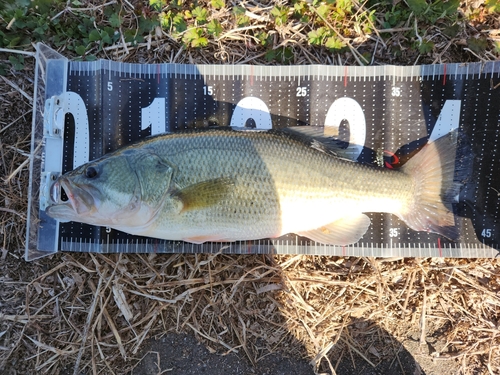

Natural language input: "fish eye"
[85,166,98,178]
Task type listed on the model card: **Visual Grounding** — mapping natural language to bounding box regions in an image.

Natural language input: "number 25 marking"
[296,87,307,97]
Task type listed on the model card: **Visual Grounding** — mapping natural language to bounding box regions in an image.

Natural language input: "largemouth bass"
[46,128,459,245]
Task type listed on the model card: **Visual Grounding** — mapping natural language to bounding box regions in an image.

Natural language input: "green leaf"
[233,6,250,26]
[406,0,427,16]
[255,31,270,46]
[123,29,137,43]
[294,2,306,14]
[88,29,101,42]
[307,27,326,45]
[443,24,460,38]
[207,19,223,36]
[182,28,208,48]
[8,55,24,70]
[101,30,112,45]
[236,14,250,26]
[77,23,88,34]
[493,41,500,55]
[316,3,331,19]
[192,6,209,24]
[279,46,294,64]
[33,24,48,37]
[266,47,294,64]
[418,39,434,54]
[467,37,488,53]
[336,0,353,13]
[211,0,224,9]
[149,0,166,11]
[172,13,187,33]
[8,36,22,47]
[138,15,159,33]
[75,45,87,56]
[325,36,345,51]
[439,0,459,16]
[265,49,276,62]
[191,36,208,47]
[109,13,121,28]
[159,11,171,28]
[271,6,288,26]
[485,0,500,13]
[233,6,246,16]
[13,18,27,29]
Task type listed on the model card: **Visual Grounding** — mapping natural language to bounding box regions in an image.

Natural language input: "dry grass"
[1,252,499,374]
[1,0,500,374]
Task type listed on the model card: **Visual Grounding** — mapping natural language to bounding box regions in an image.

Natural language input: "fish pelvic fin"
[297,214,371,245]
[174,177,234,212]
[400,131,460,240]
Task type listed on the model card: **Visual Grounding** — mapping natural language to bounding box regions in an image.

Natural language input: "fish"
[46,128,459,245]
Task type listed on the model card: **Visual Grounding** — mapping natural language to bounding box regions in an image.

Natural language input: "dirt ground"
[129,329,456,375]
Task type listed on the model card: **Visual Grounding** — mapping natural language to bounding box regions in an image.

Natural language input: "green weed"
[0,0,496,68]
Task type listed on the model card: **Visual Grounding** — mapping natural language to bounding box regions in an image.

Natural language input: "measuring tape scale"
[30,48,500,258]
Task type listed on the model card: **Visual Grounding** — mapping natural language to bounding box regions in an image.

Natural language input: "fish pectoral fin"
[297,214,371,245]
[175,178,234,212]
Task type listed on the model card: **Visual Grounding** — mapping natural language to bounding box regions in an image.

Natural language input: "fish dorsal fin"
[281,126,354,159]
[174,178,234,212]
[297,214,371,245]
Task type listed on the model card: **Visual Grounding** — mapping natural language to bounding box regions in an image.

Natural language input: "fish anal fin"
[183,234,232,244]
[297,214,370,245]
[175,178,234,212]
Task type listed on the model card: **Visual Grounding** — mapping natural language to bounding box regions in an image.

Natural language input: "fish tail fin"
[400,131,460,240]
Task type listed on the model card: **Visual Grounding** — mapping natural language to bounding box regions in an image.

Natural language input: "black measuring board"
[30,52,500,259]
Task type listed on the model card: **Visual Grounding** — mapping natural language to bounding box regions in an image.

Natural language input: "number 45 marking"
[482,229,492,238]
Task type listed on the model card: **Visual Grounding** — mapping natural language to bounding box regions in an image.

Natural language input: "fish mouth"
[46,177,96,220]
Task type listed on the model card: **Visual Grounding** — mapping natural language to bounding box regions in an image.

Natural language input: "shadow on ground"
[130,319,427,375]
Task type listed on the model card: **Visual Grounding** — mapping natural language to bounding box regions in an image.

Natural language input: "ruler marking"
[45,61,500,257]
